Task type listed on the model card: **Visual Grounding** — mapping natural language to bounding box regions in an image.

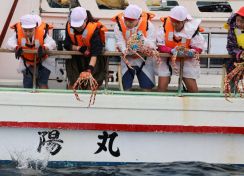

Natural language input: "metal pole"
[117,64,124,91]
[0,0,19,47]
[32,54,37,92]
[104,57,109,90]
[177,57,184,96]
[208,32,212,68]
[220,64,226,94]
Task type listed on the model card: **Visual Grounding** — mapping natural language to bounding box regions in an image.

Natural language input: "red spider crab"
[224,62,244,100]
[122,32,161,69]
[171,46,200,75]
[73,71,98,107]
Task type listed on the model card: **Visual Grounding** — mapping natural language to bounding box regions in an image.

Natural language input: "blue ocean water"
[1,162,244,176]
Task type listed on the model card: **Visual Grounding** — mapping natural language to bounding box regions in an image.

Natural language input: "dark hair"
[86,10,98,22]
[238,15,244,19]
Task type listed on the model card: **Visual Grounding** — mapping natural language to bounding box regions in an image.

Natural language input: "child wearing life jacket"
[64,7,107,89]
[156,6,206,92]
[112,4,156,91]
[6,14,56,89]
[225,6,244,91]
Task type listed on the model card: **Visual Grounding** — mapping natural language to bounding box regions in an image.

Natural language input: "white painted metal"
[0,0,240,89]
[1,127,244,164]
[0,91,243,126]
[0,90,243,164]
[0,0,243,165]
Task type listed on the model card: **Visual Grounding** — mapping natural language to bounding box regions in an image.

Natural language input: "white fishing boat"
[0,0,243,167]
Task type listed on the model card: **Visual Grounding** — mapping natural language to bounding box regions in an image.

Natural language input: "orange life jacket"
[39,22,53,37]
[10,22,51,65]
[160,17,204,61]
[160,17,191,48]
[66,21,107,47]
[111,12,155,40]
[96,21,108,44]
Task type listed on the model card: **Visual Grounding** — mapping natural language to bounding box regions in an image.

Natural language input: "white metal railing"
[0,48,233,95]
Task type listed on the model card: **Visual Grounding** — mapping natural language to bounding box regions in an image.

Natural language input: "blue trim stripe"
[0,160,137,168]
[1,160,244,169]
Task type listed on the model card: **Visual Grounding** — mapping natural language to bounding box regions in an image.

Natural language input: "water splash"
[9,146,51,170]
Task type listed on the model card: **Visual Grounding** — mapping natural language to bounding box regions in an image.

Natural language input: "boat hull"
[0,89,243,166]
[1,127,244,165]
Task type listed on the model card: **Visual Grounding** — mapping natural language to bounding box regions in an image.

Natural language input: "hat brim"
[170,14,193,22]
[124,17,138,21]
[186,14,192,20]
[70,20,84,27]
[169,17,180,22]
[236,12,244,17]
[21,24,36,29]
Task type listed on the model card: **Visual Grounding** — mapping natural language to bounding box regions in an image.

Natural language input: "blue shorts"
[122,66,155,90]
[23,64,51,88]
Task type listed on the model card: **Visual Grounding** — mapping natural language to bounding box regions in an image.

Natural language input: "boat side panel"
[0,128,243,164]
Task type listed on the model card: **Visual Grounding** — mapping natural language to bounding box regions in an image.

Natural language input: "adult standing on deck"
[156,6,206,92]
[6,14,56,89]
[112,4,156,91]
[64,7,107,89]
[225,6,244,92]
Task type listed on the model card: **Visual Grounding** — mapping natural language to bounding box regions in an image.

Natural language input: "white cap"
[169,6,192,21]
[20,14,37,29]
[124,4,142,20]
[70,7,87,27]
[33,14,42,27]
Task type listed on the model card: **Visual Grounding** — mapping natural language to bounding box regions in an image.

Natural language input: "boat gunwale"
[0,87,240,98]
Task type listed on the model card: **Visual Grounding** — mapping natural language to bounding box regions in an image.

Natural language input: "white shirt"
[114,18,156,54]
[156,19,207,51]
[6,31,56,51]
[114,17,157,71]
[6,30,56,72]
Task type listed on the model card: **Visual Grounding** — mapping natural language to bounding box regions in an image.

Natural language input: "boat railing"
[0,48,233,95]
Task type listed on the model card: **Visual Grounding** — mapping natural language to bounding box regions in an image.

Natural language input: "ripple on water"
[1,162,244,176]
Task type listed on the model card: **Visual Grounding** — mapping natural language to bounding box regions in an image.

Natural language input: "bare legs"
[157,76,170,92]
[39,85,48,89]
[157,76,198,93]
[182,78,198,92]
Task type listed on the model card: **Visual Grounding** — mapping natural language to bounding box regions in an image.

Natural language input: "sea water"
[1,162,244,176]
